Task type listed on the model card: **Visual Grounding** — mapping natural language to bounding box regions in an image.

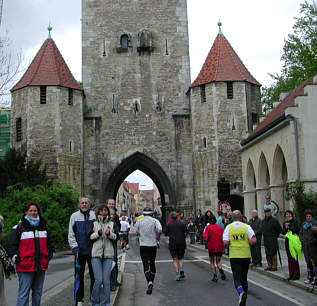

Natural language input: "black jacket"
[262,216,282,256]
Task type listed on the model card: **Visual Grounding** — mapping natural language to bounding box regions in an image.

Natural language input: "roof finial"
[48,23,52,38]
[218,20,222,34]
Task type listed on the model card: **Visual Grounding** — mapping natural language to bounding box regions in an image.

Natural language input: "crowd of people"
[0,196,316,306]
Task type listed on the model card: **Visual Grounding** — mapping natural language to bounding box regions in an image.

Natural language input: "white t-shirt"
[223,221,255,241]
[135,216,162,247]
[120,220,130,233]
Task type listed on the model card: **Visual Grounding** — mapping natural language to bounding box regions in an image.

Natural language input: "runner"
[203,215,226,282]
[223,210,256,306]
[120,216,130,251]
[165,211,188,281]
[135,207,162,294]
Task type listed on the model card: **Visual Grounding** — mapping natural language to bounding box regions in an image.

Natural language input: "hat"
[264,207,271,212]
[143,207,154,215]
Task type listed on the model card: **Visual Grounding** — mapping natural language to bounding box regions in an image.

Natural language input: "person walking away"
[216,211,225,229]
[120,216,130,251]
[135,207,162,294]
[0,216,15,306]
[300,209,317,284]
[223,210,256,306]
[106,198,121,291]
[248,210,262,267]
[195,209,204,244]
[165,212,188,281]
[187,213,196,244]
[68,197,96,306]
[89,204,117,306]
[282,210,301,280]
[203,216,226,282]
[8,202,54,306]
[262,207,282,271]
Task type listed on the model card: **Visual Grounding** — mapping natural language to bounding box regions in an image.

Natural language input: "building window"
[203,136,207,149]
[68,88,73,105]
[200,85,206,103]
[121,34,129,49]
[16,118,22,142]
[227,82,233,99]
[40,86,46,104]
[69,141,73,153]
[137,30,154,54]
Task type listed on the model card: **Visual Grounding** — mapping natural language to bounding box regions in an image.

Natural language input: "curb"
[111,252,126,306]
[186,243,316,295]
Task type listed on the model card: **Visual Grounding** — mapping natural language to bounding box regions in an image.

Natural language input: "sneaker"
[304,279,312,284]
[212,274,218,283]
[176,273,181,281]
[220,273,226,281]
[77,302,83,306]
[126,244,130,250]
[146,282,153,294]
[180,270,185,278]
[238,292,247,306]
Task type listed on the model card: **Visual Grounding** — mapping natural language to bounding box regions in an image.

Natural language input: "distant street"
[117,233,316,306]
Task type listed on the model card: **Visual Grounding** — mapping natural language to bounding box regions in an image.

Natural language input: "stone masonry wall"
[82,0,192,206]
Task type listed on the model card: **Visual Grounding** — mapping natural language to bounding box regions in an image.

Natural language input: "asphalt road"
[117,234,316,306]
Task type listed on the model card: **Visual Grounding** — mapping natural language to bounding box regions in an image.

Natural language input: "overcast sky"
[0,0,304,186]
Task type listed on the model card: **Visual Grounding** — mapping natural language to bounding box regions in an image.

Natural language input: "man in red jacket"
[203,216,226,282]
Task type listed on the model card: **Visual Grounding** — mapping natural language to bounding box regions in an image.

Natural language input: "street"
[117,234,316,306]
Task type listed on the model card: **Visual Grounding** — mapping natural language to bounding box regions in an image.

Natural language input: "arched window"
[203,136,207,149]
[121,34,129,49]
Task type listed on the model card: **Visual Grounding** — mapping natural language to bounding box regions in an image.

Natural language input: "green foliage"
[0,149,48,197]
[287,183,317,224]
[0,181,79,249]
[262,1,317,109]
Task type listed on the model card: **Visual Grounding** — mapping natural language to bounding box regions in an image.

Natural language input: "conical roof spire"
[190,25,261,88]
[11,36,82,92]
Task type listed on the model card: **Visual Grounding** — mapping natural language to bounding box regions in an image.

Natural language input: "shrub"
[0,181,79,249]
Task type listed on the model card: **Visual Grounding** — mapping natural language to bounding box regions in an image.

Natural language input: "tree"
[262,1,317,109]
[0,33,22,106]
[0,148,48,196]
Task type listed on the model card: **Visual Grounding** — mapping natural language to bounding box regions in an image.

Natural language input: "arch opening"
[104,152,175,224]
[258,153,270,188]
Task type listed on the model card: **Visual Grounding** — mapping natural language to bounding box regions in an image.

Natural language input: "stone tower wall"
[82,0,193,207]
[11,86,83,193]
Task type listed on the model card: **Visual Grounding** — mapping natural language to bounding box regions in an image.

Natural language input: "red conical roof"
[11,38,82,91]
[191,33,261,88]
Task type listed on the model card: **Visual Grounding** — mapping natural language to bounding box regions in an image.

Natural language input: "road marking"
[195,256,306,306]
[125,259,202,264]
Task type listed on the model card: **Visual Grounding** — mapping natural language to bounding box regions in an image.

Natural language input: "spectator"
[282,210,301,280]
[204,210,215,227]
[203,216,226,282]
[216,211,225,229]
[187,213,196,244]
[262,207,282,271]
[68,197,96,306]
[89,204,117,306]
[300,209,317,284]
[0,216,15,306]
[248,210,262,267]
[8,202,54,306]
[195,209,204,244]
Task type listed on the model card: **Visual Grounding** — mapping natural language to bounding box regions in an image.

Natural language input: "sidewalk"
[42,253,126,306]
[187,238,316,294]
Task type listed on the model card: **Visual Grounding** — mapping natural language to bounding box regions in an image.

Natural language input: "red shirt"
[203,224,224,253]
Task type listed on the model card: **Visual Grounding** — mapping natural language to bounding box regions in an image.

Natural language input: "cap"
[143,207,154,215]
[264,207,271,212]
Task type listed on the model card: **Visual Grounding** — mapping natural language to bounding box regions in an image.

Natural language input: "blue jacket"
[68,209,95,255]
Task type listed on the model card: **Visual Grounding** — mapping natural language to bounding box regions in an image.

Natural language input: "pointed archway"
[104,152,176,222]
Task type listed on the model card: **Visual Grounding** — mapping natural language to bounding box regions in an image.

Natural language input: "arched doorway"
[104,152,175,224]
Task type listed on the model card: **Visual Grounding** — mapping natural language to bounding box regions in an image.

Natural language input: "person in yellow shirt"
[223,210,256,306]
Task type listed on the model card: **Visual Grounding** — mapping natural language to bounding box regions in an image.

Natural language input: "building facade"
[0,108,10,158]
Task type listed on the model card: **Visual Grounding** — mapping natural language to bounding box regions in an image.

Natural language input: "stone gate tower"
[82,0,193,214]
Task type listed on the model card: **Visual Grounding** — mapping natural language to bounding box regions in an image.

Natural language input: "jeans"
[140,246,157,283]
[75,254,95,302]
[17,271,46,306]
[91,258,113,306]
[189,233,196,244]
[230,258,250,294]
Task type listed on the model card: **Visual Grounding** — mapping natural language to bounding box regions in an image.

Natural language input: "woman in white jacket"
[89,204,117,306]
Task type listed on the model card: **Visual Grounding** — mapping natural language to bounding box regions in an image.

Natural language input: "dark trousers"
[110,242,118,288]
[250,235,262,265]
[75,254,95,302]
[286,247,300,279]
[230,258,250,294]
[140,246,157,283]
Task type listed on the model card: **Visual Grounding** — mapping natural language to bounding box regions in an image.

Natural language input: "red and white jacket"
[8,215,54,272]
